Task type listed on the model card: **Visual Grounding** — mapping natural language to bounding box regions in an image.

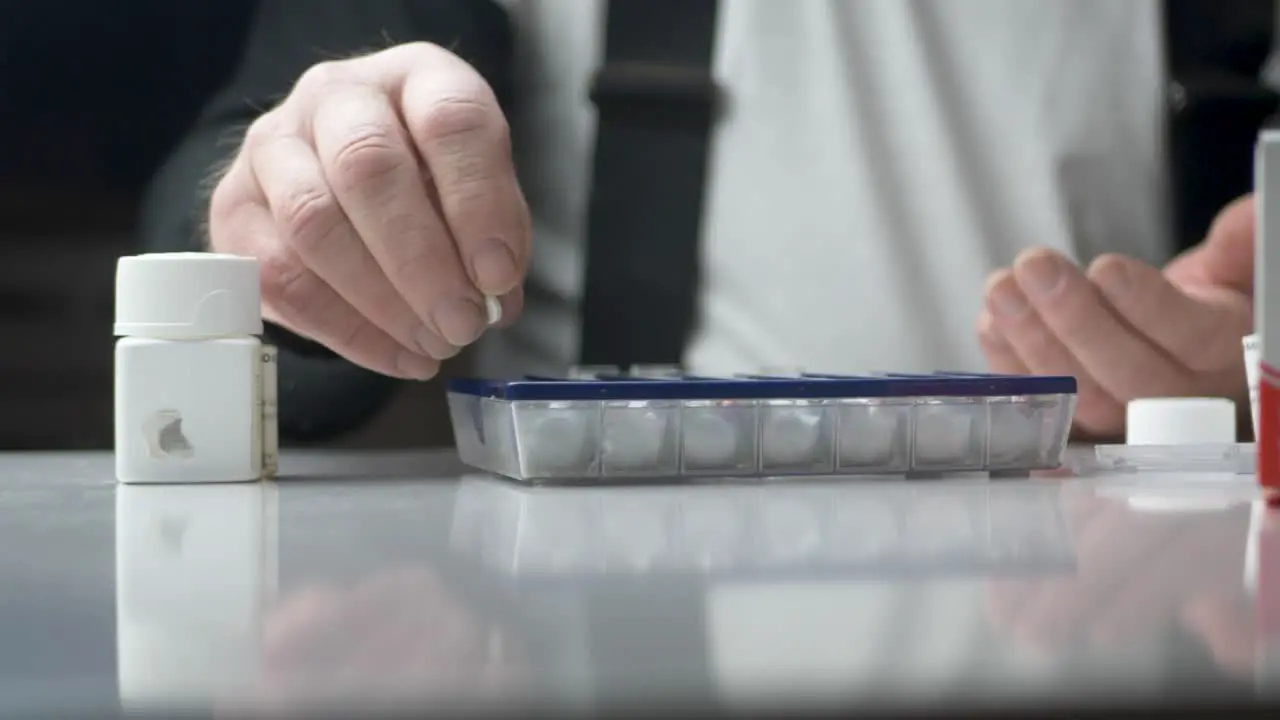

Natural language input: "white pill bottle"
[114,253,278,484]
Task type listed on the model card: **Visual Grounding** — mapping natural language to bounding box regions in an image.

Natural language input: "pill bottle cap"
[115,253,263,339]
[1125,397,1237,446]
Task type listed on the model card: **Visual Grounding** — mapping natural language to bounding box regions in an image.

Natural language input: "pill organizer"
[446,369,1077,483]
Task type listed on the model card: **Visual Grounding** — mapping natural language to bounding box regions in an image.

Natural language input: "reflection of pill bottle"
[114,253,277,484]
[116,483,277,709]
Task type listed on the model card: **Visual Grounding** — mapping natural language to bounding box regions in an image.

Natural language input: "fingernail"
[395,350,438,380]
[1018,254,1063,297]
[432,297,487,346]
[988,281,1029,317]
[1093,261,1130,298]
[415,326,460,360]
[471,238,519,295]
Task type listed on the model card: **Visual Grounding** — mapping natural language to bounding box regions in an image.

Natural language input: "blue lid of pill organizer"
[447,371,1076,401]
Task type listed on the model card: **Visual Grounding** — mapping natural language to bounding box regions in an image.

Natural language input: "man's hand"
[985,484,1253,659]
[978,195,1255,440]
[209,43,531,380]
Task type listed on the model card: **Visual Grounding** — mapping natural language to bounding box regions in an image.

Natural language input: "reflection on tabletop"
[448,464,1280,705]
[110,451,1280,712]
[114,483,524,714]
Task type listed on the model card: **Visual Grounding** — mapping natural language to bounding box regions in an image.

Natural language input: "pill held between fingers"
[485,295,502,326]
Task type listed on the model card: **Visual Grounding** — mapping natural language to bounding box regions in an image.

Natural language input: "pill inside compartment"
[511,400,601,480]
[910,397,987,471]
[985,394,1072,470]
[835,398,912,473]
[759,399,836,473]
[600,400,680,476]
[680,399,759,474]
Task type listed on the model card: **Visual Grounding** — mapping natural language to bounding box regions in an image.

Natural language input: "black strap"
[577,0,720,367]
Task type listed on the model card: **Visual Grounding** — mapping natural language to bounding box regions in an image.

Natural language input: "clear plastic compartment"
[680,399,758,474]
[911,397,986,471]
[447,370,1077,484]
[986,393,1077,470]
[759,399,836,473]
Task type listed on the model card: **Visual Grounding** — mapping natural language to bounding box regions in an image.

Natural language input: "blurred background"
[1,0,1277,452]
[0,0,453,451]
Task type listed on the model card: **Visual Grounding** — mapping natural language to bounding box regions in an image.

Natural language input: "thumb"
[1165,194,1254,295]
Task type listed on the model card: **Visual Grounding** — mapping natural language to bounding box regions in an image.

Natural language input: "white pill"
[762,406,823,465]
[602,409,666,468]
[987,403,1040,463]
[837,405,900,465]
[914,404,975,464]
[682,408,740,466]
[525,409,589,469]
[484,295,503,325]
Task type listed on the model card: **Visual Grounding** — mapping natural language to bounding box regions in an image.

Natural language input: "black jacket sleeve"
[137,0,515,443]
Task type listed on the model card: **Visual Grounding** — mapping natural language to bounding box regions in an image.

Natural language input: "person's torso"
[476,0,1169,378]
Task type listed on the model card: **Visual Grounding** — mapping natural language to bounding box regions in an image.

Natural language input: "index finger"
[394,44,530,297]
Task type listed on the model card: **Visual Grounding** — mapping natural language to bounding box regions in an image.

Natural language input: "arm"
[138,0,515,442]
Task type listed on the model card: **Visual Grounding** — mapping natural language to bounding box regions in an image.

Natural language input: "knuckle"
[329,125,407,188]
[295,60,345,95]
[277,186,344,249]
[418,97,499,147]
[257,250,312,317]
[394,40,447,63]
[384,234,455,290]
[390,243,447,288]
[242,111,283,151]
[439,155,494,196]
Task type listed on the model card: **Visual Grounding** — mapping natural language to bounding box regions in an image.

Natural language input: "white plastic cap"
[1125,397,1237,446]
[115,253,263,339]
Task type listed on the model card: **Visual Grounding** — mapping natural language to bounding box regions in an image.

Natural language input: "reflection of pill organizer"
[449,476,1076,580]
[447,369,1077,483]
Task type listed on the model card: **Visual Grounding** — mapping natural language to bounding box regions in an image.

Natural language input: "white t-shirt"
[476,0,1170,378]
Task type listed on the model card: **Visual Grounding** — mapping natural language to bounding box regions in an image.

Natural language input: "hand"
[253,567,523,706]
[978,195,1255,440]
[985,485,1251,654]
[209,43,531,380]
